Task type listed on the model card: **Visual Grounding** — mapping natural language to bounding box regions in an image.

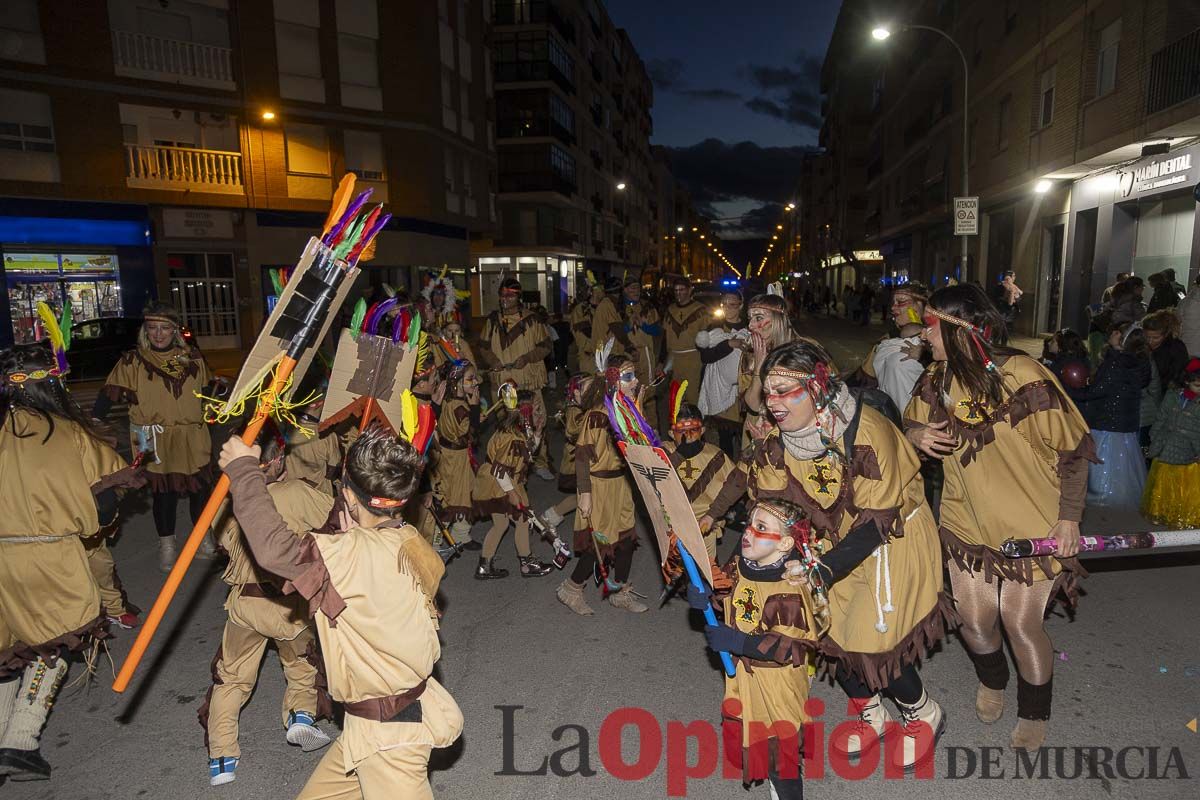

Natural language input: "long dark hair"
[928,284,1022,407]
[759,338,843,411]
[1,343,107,444]
[1053,328,1089,362]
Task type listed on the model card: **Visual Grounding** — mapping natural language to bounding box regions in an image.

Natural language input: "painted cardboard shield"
[619,442,714,587]
[319,328,420,435]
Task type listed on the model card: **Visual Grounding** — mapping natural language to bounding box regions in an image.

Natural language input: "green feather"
[269,268,283,297]
[60,303,72,350]
[349,298,367,339]
[407,311,421,348]
[334,216,366,261]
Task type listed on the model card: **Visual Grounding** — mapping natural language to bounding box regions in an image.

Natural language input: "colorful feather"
[349,212,391,265]
[269,268,284,297]
[59,302,72,350]
[412,403,437,455]
[322,173,358,238]
[345,205,382,263]
[349,298,367,340]
[325,188,373,247]
[414,332,431,374]
[35,301,69,375]
[399,389,420,443]
[407,312,422,349]
[669,379,688,427]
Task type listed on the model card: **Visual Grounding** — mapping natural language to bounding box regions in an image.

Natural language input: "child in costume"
[1143,358,1200,527]
[202,444,336,786]
[282,393,342,496]
[540,373,588,530]
[93,302,216,571]
[556,350,647,615]
[472,388,554,578]
[662,392,735,559]
[431,359,481,545]
[0,343,140,781]
[219,427,462,799]
[687,499,827,799]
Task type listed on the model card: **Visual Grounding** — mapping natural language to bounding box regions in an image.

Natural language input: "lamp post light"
[873,22,971,279]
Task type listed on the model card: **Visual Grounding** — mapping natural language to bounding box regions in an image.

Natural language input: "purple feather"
[363,297,397,337]
[323,188,374,246]
[621,393,662,447]
[349,212,391,264]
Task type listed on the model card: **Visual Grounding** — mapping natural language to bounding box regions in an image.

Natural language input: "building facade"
[809,0,1200,336]
[471,0,660,315]
[0,0,495,350]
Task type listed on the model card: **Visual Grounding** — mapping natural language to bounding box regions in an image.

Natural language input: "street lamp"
[616,182,627,191]
[1034,179,1052,194]
[873,22,971,279]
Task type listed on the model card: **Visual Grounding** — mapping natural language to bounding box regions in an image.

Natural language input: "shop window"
[4,252,122,345]
[344,130,385,181]
[284,123,330,176]
[167,252,238,347]
[1096,19,1121,98]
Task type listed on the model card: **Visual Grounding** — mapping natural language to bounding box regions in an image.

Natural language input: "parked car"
[66,317,140,381]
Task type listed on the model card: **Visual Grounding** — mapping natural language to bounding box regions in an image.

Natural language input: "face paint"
[619,370,637,383]
[906,307,923,325]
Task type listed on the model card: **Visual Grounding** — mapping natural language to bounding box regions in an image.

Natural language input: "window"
[1096,19,1121,97]
[550,93,575,135]
[441,68,458,131]
[276,20,324,101]
[996,94,1011,150]
[338,34,379,88]
[1038,66,1055,128]
[549,35,573,80]
[461,80,474,140]
[444,149,457,192]
[550,144,576,184]
[0,0,46,64]
[343,130,384,180]
[0,89,55,152]
[284,124,330,175]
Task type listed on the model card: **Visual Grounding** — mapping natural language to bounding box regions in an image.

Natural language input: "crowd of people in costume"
[3,258,1187,800]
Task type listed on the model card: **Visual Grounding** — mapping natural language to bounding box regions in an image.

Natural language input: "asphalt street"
[10,313,1200,800]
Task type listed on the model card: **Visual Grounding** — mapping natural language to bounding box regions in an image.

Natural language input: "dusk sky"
[605,0,843,268]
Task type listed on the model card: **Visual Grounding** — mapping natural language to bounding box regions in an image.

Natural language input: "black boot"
[0,748,51,781]
[474,556,509,580]
[519,555,553,577]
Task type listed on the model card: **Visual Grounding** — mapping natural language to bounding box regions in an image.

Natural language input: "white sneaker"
[534,467,556,481]
[541,507,565,528]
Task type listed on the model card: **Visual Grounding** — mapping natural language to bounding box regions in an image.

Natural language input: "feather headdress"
[35,301,70,376]
[668,379,688,427]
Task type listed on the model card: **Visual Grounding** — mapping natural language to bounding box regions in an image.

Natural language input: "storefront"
[1062,141,1200,333]
[0,200,154,347]
[472,253,582,317]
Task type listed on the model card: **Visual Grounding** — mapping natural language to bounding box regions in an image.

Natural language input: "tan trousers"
[84,538,128,617]
[207,613,317,758]
[296,739,433,800]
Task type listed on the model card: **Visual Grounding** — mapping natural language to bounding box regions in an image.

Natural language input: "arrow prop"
[113,175,385,693]
[604,393,734,677]
[1002,530,1200,558]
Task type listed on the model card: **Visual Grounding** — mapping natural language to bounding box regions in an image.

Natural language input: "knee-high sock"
[0,676,19,743]
[0,658,68,751]
[152,491,178,538]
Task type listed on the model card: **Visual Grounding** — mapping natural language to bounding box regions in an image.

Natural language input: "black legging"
[151,489,208,538]
[570,538,635,586]
[836,662,924,706]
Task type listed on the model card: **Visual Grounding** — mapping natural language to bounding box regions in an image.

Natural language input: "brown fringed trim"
[101,383,137,404]
[940,527,1085,609]
[739,633,821,673]
[666,304,707,337]
[854,506,904,542]
[303,637,335,721]
[473,496,522,521]
[571,526,637,559]
[485,310,537,351]
[818,591,959,692]
[91,464,148,494]
[1056,432,1101,478]
[850,445,881,480]
[127,347,204,400]
[760,593,809,631]
[282,535,346,625]
[722,721,801,785]
[914,370,1073,468]
[196,642,224,746]
[0,613,110,679]
[145,462,216,495]
[441,502,472,521]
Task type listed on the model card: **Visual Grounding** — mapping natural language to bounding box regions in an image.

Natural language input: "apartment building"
[0,0,495,350]
[470,0,658,315]
[808,0,1200,336]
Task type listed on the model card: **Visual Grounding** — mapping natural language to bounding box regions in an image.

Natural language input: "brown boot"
[1010,718,1047,749]
[976,684,1005,723]
[608,584,648,613]
[1011,677,1052,749]
[556,579,594,616]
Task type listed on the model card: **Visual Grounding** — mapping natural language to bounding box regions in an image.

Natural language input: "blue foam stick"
[678,541,736,678]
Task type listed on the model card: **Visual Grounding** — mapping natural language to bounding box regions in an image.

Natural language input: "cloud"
[647,58,685,90]
[661,139,813,236]
[680,88,741,101]
[741,52,823,131]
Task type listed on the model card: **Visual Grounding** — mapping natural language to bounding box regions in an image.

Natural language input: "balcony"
[499,170,576,197]
[124,144,244,194]
[111,30,235,90]
[496,116,575,145]
[1147,28,1200,115]
[495,60,574,94]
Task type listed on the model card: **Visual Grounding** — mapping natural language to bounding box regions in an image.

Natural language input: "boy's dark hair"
[343,426,423,518]
[676,402,703,423]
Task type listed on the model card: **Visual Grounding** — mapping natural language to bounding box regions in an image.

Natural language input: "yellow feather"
[672,379,688,426]
[36,302,65,353]
[400,389,419,442]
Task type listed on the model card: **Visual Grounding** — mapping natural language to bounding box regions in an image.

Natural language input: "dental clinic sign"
[1117,152,1194,199]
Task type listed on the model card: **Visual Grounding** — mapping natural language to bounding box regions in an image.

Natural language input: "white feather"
[767,281,783,297]
[595,335,615,375]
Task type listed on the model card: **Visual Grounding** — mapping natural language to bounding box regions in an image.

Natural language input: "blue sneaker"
[208,756,238,786]
[286,710,331,752]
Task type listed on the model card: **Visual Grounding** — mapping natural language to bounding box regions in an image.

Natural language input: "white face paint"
[762,373,817,432]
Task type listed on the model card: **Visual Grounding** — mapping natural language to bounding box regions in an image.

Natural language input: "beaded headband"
[143,315,178,325]
[670,418,703,433]
[925,307,997,372]
[765,368,813,383]
[755,501,812,541]
[4,366,64,385]
[343,474,408,510]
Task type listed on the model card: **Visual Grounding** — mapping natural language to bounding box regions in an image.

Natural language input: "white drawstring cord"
[873,543,894,633]
[138,424,164,464]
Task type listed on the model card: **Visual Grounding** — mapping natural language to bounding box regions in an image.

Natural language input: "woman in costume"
[93,302,215,571]
[540,373,588,530]
[704,339,952,772]
[433,359,481,544]
[904,283,1095,750]
[0,343,138,780]
[741,291,796,444]
[1142,358,1200,527]
[556,351,646,616]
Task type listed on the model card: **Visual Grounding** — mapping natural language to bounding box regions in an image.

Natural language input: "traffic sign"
[954,196,979,235]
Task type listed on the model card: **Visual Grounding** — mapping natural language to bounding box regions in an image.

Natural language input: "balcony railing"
[112,30,235,90]
[496,116,575,145]
[125,144,244,194]
[498,170,576,197]
[495,60,574,94]
[1147,28,1200,115]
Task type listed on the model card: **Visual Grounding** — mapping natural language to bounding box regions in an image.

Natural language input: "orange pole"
[358,396,375,432]
[113,355,300,692]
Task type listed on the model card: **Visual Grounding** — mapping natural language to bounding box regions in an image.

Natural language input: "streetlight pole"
[874,23,970,281]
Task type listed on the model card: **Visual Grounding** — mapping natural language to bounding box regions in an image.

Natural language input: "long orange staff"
[113,176,384,692]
